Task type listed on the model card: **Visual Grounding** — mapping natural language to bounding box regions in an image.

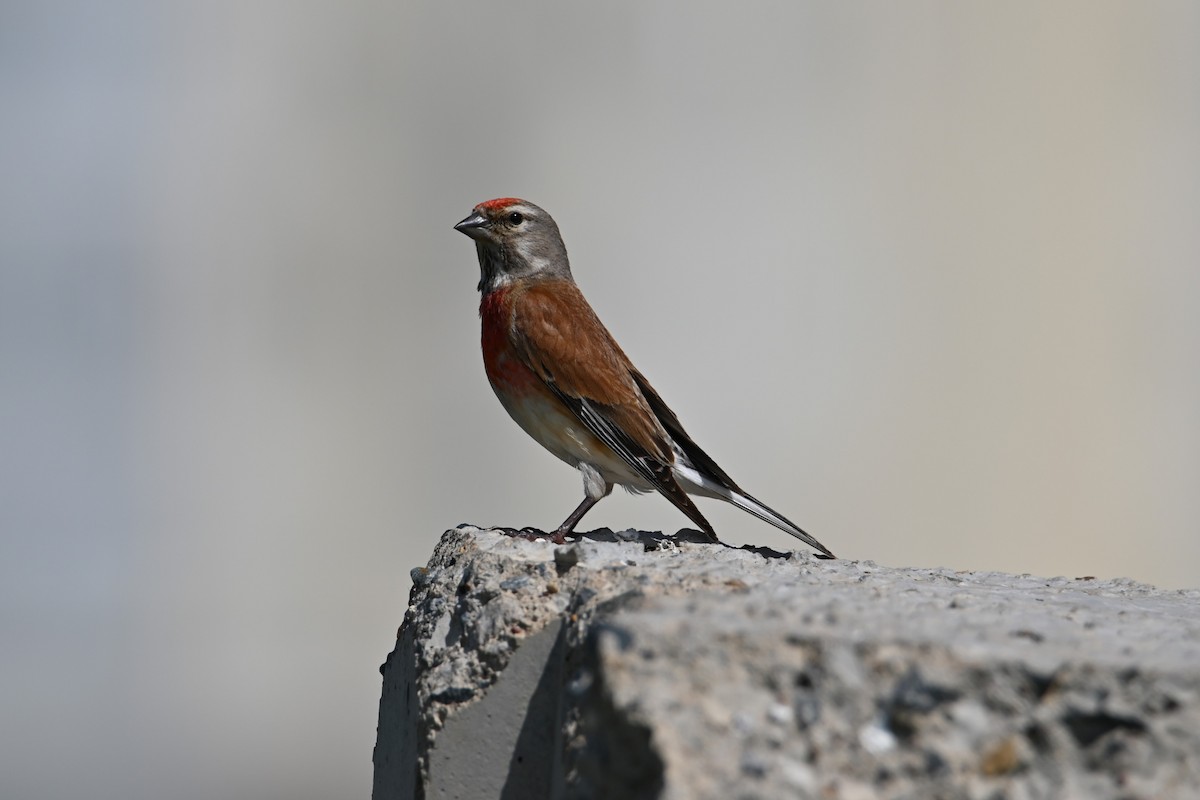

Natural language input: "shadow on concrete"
[491,525,810,561]
[499,622,568,800]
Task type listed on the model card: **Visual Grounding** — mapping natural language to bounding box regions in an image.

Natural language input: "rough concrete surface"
[373,526,1200,800]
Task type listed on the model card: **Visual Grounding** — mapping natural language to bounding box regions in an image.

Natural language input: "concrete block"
[373,526,1200,799]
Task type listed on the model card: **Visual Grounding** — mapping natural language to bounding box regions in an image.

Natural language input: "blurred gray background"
[2,1,1197,798]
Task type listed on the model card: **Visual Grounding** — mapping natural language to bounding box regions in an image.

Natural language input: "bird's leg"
[551,465,612,543]
[551,494,602,543]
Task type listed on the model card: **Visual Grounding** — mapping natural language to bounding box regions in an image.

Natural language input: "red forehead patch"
[477,197,525,212]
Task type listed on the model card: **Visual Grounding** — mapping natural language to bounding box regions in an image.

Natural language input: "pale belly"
[490,379,649,489]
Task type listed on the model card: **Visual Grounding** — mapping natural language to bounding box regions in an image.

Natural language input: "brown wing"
[511,281,665,458]
[508,279,716,537]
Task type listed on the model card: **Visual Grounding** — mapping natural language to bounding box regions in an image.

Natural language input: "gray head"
[453,198,573,294]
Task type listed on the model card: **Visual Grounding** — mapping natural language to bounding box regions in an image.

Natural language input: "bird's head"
[454,198,572,294]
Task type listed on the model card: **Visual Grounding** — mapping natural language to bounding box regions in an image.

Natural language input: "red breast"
[480,286,541,398]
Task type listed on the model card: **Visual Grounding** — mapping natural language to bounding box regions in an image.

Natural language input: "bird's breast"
[480,288,539,396]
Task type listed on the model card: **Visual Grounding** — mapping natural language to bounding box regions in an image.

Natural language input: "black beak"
[453,211,488,234]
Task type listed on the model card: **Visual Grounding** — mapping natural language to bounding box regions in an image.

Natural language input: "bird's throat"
[476,242,510,294]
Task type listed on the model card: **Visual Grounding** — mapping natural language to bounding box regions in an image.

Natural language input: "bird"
[453,197,834,557]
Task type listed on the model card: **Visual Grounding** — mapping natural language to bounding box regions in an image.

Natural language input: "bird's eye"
[508,211,524,225]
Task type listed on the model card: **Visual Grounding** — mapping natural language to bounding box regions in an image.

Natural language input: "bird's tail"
[673,463,835,558]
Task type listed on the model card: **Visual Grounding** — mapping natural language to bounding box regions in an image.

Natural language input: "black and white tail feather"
[672,459,833,557]
[633,370,835,558]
